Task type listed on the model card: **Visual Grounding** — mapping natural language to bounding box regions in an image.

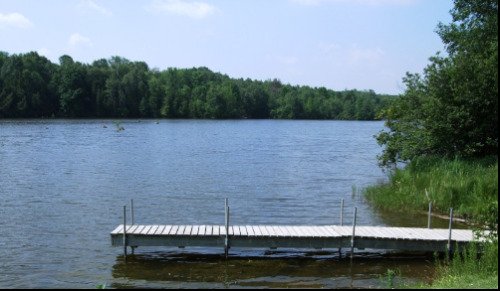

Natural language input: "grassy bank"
[364,156,498,228]
[364,156,498,289]
[414,240,498,289]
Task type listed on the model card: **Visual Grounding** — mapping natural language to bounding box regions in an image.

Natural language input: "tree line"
[376,0,497,167]
[0,51,393,120]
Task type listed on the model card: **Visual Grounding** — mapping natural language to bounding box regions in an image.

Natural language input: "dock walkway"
[110,199,479,257]
[111,224,474,252]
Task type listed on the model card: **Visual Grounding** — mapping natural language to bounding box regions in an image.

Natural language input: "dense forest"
[0,51,393,120]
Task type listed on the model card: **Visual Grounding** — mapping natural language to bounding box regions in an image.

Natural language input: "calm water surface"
[0,120,453,288]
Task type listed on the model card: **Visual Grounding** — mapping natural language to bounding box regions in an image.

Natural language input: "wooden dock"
[110,199,480,257]
[111,224,475,252]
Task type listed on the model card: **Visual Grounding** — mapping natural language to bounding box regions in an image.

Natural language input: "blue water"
[0,120,436,288]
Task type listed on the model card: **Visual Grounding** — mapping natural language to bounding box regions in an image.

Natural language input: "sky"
[0,0,455,94]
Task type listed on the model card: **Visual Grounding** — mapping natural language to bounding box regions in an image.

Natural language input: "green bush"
[430,241,498,289]
[364,156,498,237]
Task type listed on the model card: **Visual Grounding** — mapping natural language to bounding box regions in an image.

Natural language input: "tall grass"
[365,156,498,289]
[364,156,498,235]
[424,240,498,289]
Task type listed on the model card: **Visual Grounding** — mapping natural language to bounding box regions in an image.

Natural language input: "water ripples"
[0,119,409,288]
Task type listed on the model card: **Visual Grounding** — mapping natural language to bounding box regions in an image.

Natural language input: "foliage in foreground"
[377,0,498,167]
[417,241,498,289]
[370,1,498,288]
[365,156,498,288]
[364,156,498,238]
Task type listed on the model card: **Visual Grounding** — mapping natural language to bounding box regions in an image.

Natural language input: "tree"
[121,61,149,117]
[147,71,166,118]
[339,90,357,120]
[377,0,498,167]
[56,55,91,117]
[241,81,270,119]
[0,52,393,120]
[205,82,227,118]
[0,52,56,118]
[88,59,111,117]
[103,57,150,117]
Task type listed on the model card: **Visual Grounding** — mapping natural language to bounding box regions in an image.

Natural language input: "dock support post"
[123,205,127,260]
[131,199,135,225]
[447,208,453,254]
[224,198,229,258]
[350,207,357,259]
[427,202,432,229]
[131,199,136,255]
[340,199,344,226]
[339,199,344,258]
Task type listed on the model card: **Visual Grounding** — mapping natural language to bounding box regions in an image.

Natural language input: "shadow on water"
[111,249,436,288]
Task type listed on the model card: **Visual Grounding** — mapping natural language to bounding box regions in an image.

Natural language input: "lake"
[0,120,449,288]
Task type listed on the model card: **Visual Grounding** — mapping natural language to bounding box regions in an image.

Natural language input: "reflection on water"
[111,250,436,288]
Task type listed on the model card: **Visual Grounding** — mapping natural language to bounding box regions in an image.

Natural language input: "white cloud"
[68,33,93,47]
[77,0,112,16]
[0,12,33,29]
[291,0,416,6]
[148,0,218,19]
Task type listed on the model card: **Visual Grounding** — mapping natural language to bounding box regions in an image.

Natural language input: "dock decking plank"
[112,224,479,253]
[198,225,206,236]
[169,225,179,235]
[127,225,139,234]
[280,226,292,236]
[147,225,159,235]
[251,225,261,236]
[161,225,171,235]
[233,226,240,236]
[239,226,248,236]
[111,225,123,234]
[246,225,255,236]
[140,225,152,235]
